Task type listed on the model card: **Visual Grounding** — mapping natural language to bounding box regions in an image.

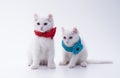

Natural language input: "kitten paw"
[28,64,31,66]
[31,65,39,69]
[48,64,56,69]
[28,63,32,66]
[28,61,32,66]
[59,62,67,66]
[80,62,87,67]
[68,64,75,68]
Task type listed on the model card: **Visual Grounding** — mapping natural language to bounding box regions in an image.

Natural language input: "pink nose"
[66,41,69,44]
[41,27,43,31]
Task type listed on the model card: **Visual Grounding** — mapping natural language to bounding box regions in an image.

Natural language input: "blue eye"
[69,36,73,39]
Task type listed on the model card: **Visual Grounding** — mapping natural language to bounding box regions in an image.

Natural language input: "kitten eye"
[63,36,66,39]
[44,22,48,25]
[37,22,40,25]
[69,36,73,39]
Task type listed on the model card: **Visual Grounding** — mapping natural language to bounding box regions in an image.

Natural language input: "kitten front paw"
[68,64,75,68]
[28,60,33,66]
[80,62,87,67]
[28,64,31,66]
[59,61,67,66]
[31,65,39,69]
[48,64,56,69]
[28,62,32,66]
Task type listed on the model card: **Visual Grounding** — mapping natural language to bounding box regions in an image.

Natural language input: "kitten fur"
[60,27,112,68]
[28,14,56,69]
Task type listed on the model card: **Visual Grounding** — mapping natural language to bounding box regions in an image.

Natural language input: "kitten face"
[34,14,54,32]
[62,27,79,47]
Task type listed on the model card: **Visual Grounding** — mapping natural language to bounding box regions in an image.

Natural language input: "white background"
[0,0,120,78]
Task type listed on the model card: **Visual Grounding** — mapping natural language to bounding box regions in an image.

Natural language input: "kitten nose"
[66,41,69,44]
[41,27,43,31]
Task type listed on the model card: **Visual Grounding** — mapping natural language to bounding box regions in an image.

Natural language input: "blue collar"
[62,37,83,55]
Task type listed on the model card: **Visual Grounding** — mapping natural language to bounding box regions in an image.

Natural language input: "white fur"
[60,27,112,68]
[28,14,56,69]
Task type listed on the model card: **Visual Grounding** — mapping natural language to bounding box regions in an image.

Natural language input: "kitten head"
[62,27,79,47]
[34,14,54,32]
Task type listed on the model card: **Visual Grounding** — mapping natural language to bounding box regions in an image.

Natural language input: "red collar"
[34,27,56,39]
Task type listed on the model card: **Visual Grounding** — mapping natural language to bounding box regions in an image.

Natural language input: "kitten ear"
[48,14,53,18]
[47,14,53,22]
[73,27,78,33]
[34,13,39,21]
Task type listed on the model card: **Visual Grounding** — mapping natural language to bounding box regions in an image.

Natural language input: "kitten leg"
[27,50,33,66]
[59,52,70,65]
[28,47,33,66]
[68,54,79,68]
[79,49,88,67]
[28,55,33,66]
[48,47,56,69]
[31,54,40,69]
[31,48,41,69]
[79,56,87,67]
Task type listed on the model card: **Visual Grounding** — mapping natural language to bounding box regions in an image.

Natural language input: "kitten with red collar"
[28,14,56,69]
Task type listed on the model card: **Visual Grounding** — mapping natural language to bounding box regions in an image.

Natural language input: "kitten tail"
[87,59,113,64]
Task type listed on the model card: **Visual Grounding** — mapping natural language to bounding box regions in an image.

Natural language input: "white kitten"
[60,27,112,68]
[28,14,56,69]
[60,27,88,68]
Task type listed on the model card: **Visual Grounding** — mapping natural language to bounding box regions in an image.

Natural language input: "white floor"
[0,64,119,78]
[0,60,119,78]
[0,0,120,78]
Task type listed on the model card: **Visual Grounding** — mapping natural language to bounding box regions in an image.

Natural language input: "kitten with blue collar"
[60,27,112,68]
[60,27,88,68]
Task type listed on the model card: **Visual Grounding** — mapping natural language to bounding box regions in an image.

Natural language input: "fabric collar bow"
[62,37,83,55]
[34,27,56,39]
